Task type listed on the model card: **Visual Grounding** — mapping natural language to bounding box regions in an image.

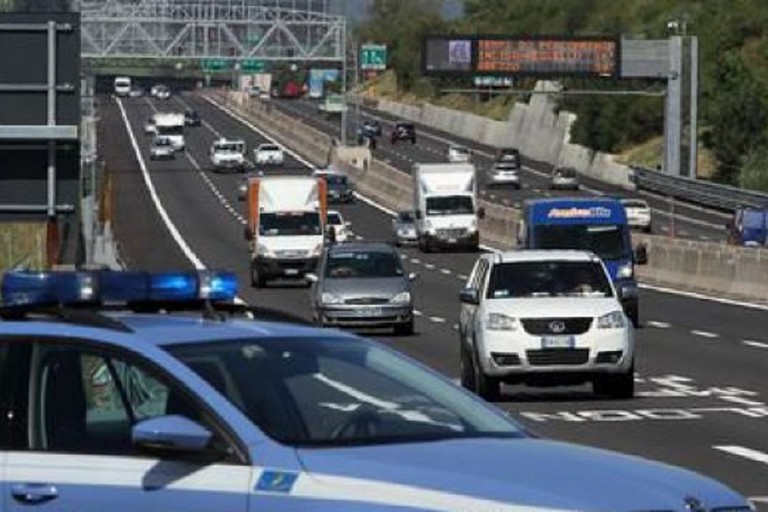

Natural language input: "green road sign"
[202,58,229,72]
[360,44,387,71]
[240,59,265,72]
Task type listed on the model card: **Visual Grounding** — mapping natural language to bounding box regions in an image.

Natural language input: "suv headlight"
[310,243,323,257]
[321,292,343,305]
[617,263,633,279]
[597,311,627,329]
[487,312,517,331]
[390,291,411,304]
[257,243,274,258]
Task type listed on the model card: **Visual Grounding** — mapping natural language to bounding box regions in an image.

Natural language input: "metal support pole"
[664,36,683,177]
[688,36,699,179]
[340,15,347,146]
[46,20,59,267]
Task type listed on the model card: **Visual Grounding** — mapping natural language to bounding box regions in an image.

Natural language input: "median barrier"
[211,90,768,305]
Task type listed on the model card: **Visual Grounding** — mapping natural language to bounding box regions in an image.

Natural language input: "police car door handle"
[11,483,59,504]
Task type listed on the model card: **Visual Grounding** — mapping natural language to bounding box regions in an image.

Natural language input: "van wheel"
[251,264,266,288]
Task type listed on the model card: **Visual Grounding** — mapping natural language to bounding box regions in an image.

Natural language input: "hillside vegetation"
[356,0,768,190]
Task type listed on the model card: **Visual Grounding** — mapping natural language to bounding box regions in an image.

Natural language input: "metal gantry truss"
[80,0,345,62]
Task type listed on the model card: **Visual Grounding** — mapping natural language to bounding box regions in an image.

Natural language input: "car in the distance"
[184,108,201,127]
[495,147,521,167]
[0,269,753,511]
[487,161,521,189]
[326,210,351,243]
[254,143,284,166]
[149,135,175,160]
[390,122,416,144]
[210,138,247,173]
[143,116,157,136]
[447,144,472,163]
[550,166,579,190]
[459,250,635,401]
[308,242,416,335]
[153,84,171,100]
[128,85,145,98]
[621,198,652,233]
[360,119,382,137]
[392,210,418,246]
[315,169,354,203]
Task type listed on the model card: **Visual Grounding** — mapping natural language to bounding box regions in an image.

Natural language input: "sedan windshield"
[325,251,404,279]
[167,337,522,446]
[487,261,613,299]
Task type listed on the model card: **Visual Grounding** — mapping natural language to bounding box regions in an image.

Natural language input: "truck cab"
[210,138,246,173]
[244,176,327,288]
[517,198,646,326]
[413,163,483,253]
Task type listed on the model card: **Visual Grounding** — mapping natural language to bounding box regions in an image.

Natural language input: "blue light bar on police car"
[1,270,239,307]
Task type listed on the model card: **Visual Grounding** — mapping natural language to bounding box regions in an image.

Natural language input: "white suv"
[458,250,634,401]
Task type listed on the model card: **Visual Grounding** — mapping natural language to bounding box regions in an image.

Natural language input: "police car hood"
[296,438,744,510]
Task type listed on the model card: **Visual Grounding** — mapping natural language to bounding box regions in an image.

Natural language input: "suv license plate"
[284,269,300,276]
[541,336,575,349]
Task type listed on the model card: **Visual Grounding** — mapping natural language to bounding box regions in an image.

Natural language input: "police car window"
[30,345,209,455]
[168,338,521,447]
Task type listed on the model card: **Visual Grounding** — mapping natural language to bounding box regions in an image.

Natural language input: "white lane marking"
[638,282,768,312]
[424,263,436,270]
[410,258,421,264]
[750,496,768,504]
[457,274,468,280]
[116,98,205,270]
[413,309,423,317]
[441,268,452,275]
[646,320,671,329]
[690,330,719,339]
[714,445,768,466]
[452,323,459,331]
[313,373,399,409]
[744,340,768,349]
[719,396,766,407]
[429,316,446,323]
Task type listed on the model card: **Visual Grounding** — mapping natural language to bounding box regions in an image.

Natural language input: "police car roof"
[1,314,357,348]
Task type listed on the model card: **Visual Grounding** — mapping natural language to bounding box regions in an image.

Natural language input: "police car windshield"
[488,261,613,299]
[259,212,321,236]
[533,224,630,261]
[167,337,522,446]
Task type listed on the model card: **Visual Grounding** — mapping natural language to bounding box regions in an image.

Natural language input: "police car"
[0,270,751,511]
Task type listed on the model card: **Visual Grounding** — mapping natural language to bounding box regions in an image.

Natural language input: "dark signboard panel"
[423,35,620,78]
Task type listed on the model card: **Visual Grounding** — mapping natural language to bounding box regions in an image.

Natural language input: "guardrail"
[631,166,768,212]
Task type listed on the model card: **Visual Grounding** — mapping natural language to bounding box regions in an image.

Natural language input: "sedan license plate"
[541,336,575,349]
[284,269,300,276]
[356,307,382,317]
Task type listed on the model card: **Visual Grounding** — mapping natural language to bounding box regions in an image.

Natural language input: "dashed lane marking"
[440,268,452,275]
[714,445,768,467]
[691,330,719,339]
[457,274,468,280]
[424,263,436,270]
[646,320,672,329]
[744,340,768,349]
[429,316,446,323]
[413,310,423,317]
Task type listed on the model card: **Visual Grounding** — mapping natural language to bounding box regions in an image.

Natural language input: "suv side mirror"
[477,207,486,220]
[634,244,648,265]
[459,287,480,305]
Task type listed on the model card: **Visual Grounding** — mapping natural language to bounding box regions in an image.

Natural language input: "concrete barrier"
[208,90,768,305]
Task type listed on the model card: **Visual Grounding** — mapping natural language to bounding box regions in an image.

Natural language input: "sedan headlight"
[321,292,343,305]
[390,291,411,304]
[486,312,517,331]
[617,263,634,279]
[597,311,627,329]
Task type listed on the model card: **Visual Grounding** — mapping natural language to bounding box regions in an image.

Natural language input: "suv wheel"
[461,342,500,401]
[593,364,635,399]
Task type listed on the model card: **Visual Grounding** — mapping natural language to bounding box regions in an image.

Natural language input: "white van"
[114,76,131,97]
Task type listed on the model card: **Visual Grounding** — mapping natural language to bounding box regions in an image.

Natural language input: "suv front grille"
[521,318,592,335]
[526,349,589,366]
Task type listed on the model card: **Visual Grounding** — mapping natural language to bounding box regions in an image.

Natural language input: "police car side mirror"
[132,415,216,457]
[459,287,480,305]
[634,244,648,265]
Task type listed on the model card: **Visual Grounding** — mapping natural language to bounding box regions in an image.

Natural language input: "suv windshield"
[488,261,613,299]
[325,250,404,279]
[426,196,474,216]
[259,212,321,236]
[533,224,630,261]
[167,337,521,446]
[397,212,414,223]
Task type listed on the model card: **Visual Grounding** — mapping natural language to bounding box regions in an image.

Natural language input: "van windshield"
[426,196,474,216]
[157,125,183,136]
[215,143,243,153]
[532,224,630,262]
[259,212,322,236]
